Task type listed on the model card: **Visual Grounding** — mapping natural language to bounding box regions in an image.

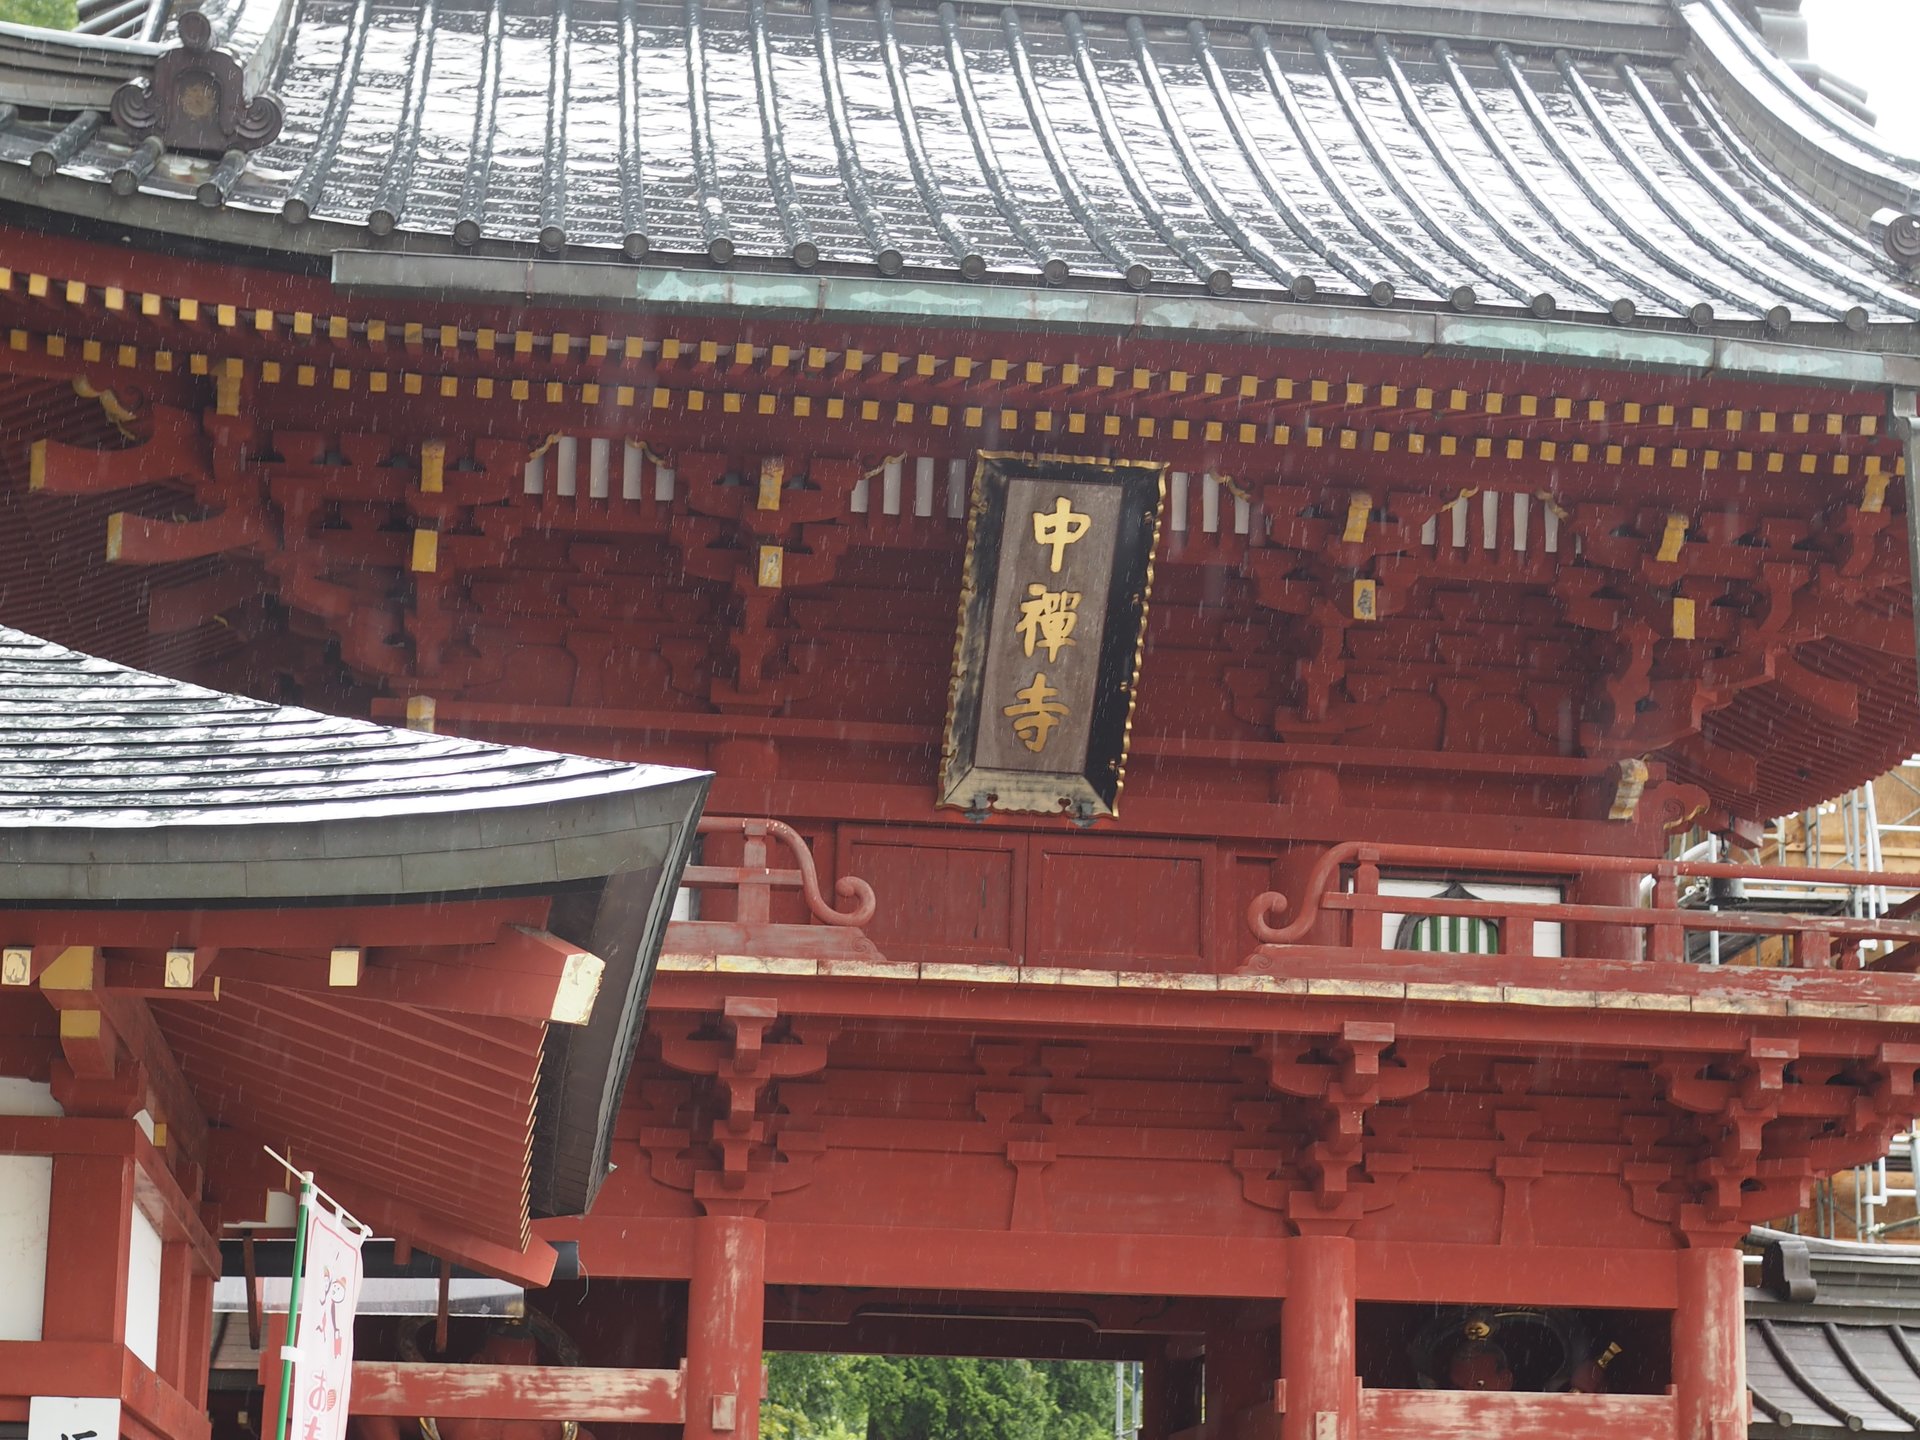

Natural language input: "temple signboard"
[940,454,1164,821]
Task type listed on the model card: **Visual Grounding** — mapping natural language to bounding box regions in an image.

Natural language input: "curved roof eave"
[0,0,1917,362]
[1678,0,1920,219]
[0,626,712,905]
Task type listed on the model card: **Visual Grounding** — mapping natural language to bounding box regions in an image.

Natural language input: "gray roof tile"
[0,0,1915,333]
[0,625,710,901]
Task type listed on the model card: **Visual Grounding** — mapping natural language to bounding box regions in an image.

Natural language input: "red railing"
[680,817,876,928]
[1247,842,1920,970]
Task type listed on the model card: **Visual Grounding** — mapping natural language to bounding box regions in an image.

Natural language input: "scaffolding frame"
[1761,761,1920,1240]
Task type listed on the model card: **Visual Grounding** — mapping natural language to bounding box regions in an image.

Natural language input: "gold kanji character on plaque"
[1015,584,1080,660]
[1032,497,1092,572]
[1003,673,1069,753]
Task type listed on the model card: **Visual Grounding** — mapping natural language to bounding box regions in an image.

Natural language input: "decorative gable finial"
[1871,207,1920,272]
[110,9,283,156]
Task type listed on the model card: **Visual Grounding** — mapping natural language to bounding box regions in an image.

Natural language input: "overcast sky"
[1799,0,1920,153]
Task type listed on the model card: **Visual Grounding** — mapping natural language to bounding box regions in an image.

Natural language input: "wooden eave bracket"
[106,505,265,565]
[30,403,206,495]
[200,925,605,1024]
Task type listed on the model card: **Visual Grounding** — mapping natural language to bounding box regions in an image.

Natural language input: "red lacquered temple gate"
[7,0,1920,1436]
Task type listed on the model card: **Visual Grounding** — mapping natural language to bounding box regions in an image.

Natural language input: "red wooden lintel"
[0,1342,211,1440]
[348,1362,686,1424]
[1360,1387,1677,1440]
[1,899,549,952]
[130,1130,221,1277]
[553,1215,1678,1309]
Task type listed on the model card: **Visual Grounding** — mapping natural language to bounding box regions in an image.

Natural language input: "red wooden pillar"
[42,1152,134,1344]
[1567,870,1640,961]
[182,1268,216,1409]
[683,1214,765,1439]
[1673,1246,1746,1440]
[1279,1236,1357,1440]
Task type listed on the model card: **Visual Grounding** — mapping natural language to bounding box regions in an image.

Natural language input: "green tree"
[0,0,77,28]
[764,1353,1117,1440]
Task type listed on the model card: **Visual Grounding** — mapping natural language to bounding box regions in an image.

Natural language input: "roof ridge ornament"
[110,9,283,157]
[1870,208,1920,273]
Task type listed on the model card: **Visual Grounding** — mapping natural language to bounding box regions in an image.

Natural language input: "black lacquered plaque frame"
[939,452,1165,821]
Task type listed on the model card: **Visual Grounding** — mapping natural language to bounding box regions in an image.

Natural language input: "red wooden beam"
[0,900,549,951]
[1359,1389,1676,1440]
[317,1175,557,1290]
[642,965,1920,1063]
[372,926,606,1025]
[106,505,265,565]
[196,928,603,1026]
[29,403,205,495]
[348,1363,685,1424]
[0,1343,211,1440]
[556,1216,1676,1309]
[98,990,209,1163]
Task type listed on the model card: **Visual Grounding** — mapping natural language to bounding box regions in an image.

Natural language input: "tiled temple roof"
[0,0,1916,338]
[1748,1232,1920,1436]
[0,624,709,901]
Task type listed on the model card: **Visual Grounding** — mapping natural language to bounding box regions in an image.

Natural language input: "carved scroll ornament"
[111,10,283,156]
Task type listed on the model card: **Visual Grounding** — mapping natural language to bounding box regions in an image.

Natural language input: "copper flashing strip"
[1619,59,1915,321]
[876,0,983,279]
[1312,28,1527,309]
[1434,39,1675,317]
[1496,42,1764,318]
[747,0,817,269]
[538,0,572,254]
[1186,22,1375,299]
[279,0,373,226]
[1064,11,1232,295]
[811,0,902,275]
[1556,49,1855,324]
[1370,36,1609,313]
[937,1,1064,282]
[615,0,649,259]
[1126,17,1307,298]
[1003,7,1149,290]
[1251,24,1458,303]
[452,0,505,247]
[366,0,438,237]
[684,0,734,264]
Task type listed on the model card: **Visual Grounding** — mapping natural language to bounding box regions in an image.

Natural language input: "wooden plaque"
[939,453,1165,820]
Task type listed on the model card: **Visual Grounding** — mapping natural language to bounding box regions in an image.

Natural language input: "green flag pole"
[273,1173,316,1440]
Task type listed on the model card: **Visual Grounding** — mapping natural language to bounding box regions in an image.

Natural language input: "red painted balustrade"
[671,818,1920,977]
[1248,842,1920,971]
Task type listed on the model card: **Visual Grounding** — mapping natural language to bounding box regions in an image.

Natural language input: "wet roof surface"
[2,0,1918,330]
[0,624,666,826]
[1750,1314,1920,1434]
[0,625,709,902]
